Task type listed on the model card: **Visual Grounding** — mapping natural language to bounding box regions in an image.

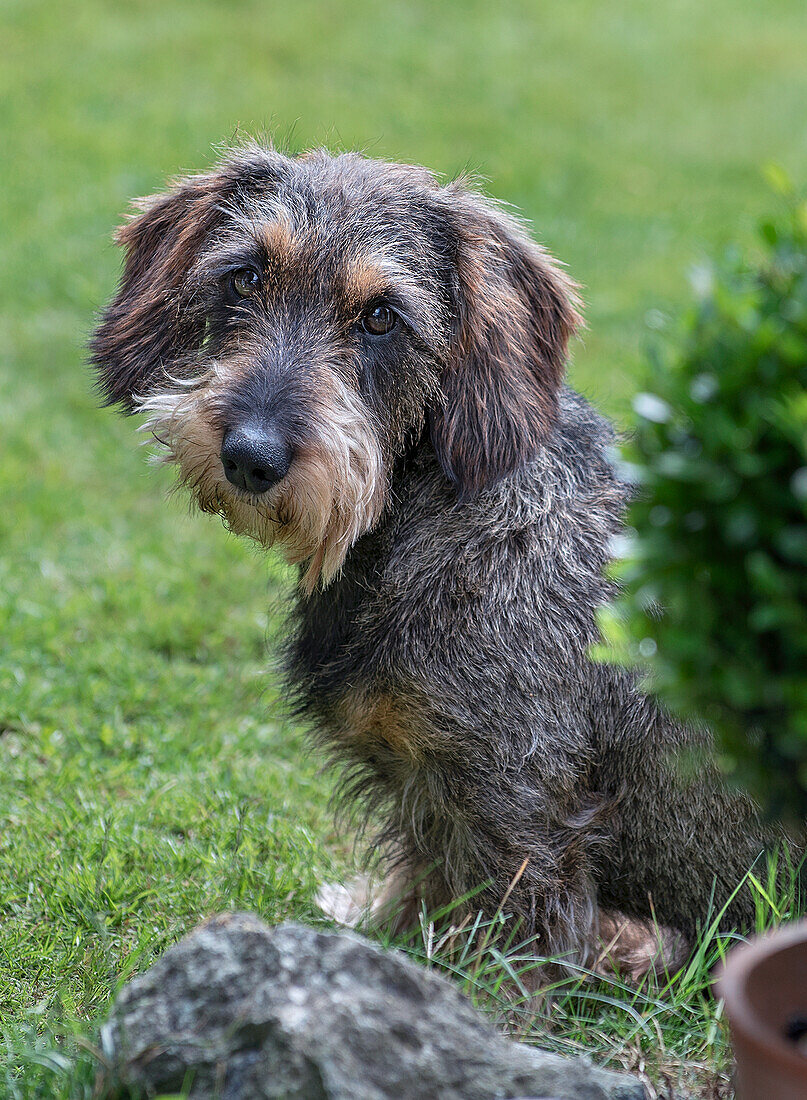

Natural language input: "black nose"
[220,424,292,494]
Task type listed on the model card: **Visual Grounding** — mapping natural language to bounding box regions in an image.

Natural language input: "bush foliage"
[599,177,807,823]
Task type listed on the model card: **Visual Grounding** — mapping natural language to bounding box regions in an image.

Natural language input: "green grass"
[2,0,807,1096]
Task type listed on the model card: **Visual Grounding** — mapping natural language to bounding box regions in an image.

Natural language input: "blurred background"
[1,0,807,1060]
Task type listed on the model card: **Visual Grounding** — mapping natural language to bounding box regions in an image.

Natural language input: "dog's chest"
[285,516,450,759]
[330,689,431,760]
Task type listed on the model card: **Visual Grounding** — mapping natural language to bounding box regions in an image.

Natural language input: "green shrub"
[598,176,807,823]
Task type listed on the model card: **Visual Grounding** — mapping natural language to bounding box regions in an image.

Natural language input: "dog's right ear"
[90,173,225,412]
[428,187,582,498]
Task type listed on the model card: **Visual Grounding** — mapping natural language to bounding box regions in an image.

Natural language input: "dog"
[91,142,792,978]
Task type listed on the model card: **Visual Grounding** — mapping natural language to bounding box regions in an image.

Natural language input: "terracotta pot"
[716,919,807,1099]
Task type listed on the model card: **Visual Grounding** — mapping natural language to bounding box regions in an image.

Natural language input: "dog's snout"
[220,424,292,494]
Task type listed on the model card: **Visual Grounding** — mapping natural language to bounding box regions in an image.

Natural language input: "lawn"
[2,0,807,1096]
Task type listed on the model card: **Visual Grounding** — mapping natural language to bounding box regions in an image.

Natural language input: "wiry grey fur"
[289,389,777,964]
[91,143,800,976]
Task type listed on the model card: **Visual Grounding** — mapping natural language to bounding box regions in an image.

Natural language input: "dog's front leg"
[367,745,605,970]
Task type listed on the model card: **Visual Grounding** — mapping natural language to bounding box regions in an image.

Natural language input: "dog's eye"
[361,304,398,337]
[230,268,261,298]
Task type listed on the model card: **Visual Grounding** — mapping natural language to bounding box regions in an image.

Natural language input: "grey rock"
[105,912,645,1100]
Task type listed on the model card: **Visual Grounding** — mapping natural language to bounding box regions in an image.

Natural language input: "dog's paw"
[595,911,689,983]
[315,876,373,928]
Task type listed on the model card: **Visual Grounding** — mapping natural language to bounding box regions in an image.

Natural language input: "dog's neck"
[282,433,446,710]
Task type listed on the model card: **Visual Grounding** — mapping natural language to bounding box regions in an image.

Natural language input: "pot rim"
[715,919,807,1072]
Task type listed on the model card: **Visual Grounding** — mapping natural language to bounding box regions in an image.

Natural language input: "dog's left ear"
[429,189,582,497]
[90,172,226,412]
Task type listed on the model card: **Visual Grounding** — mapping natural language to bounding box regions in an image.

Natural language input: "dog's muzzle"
[220,423,292,494]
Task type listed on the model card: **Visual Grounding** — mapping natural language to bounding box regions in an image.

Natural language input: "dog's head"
[91,144,580,590]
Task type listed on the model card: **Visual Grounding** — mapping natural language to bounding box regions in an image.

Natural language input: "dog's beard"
[137,362,386,592]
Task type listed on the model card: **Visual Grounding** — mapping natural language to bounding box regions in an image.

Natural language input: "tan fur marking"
[336,692,426,760]
[595,910,689,982]
[262,218,297,256]
[343,258,390,304]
